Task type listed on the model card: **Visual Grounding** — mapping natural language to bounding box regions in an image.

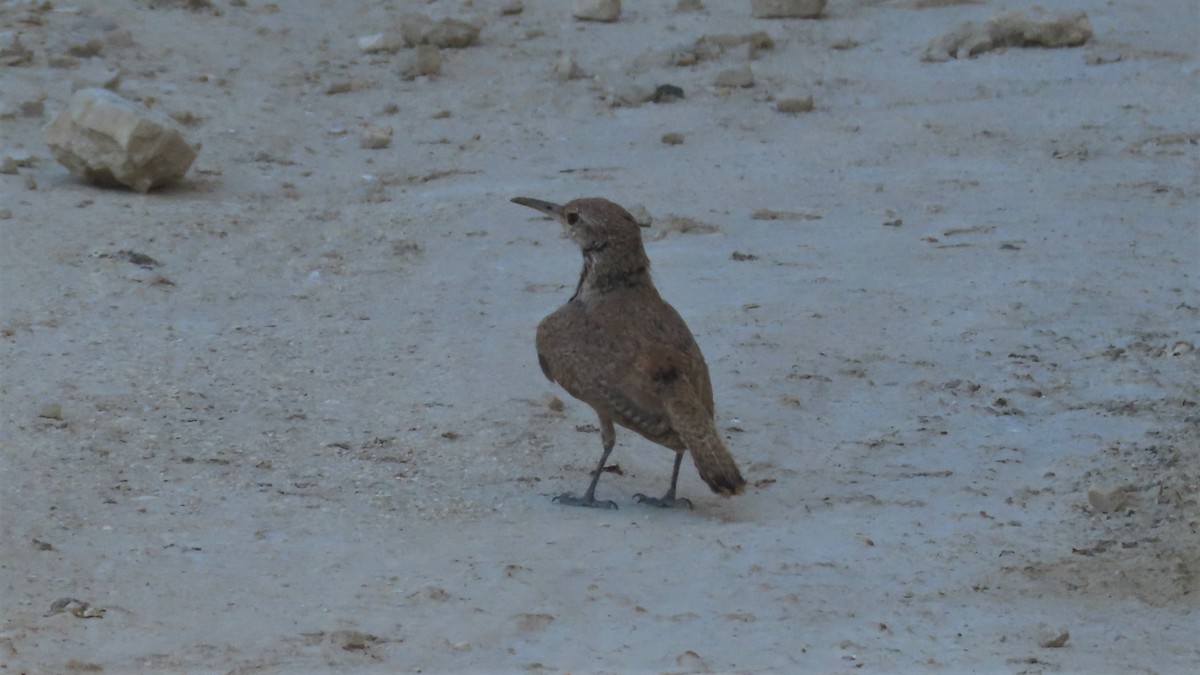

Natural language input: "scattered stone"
[652,84,685,102]
[0,31,34,66]
[776,95,814,113]
[714,65,755,88]
[751,0,826,19]
[424,18,480,49]
[67,37,104,58]
[399,15,478,49]
[628,203,653,228]
[38,402,63,420]
[400,45,443,80]
[676,0,704,11]
[0,208,11,220]
[543,393,565,412]
[661,132,684,145]
[42,88,200,192]
[399,13,432,47]
[21,96,46,118]
[924,10,1092,61]
[360,125,393,149]
[358,32,404,54]
[1039,630,1070,649]
[676,32,775,66]
[608,80,653,107]
[554,54,584,81]
[500,1,525,15]
[0,150,35,174]
[1087,484,1128,513]
[573,0,621,22]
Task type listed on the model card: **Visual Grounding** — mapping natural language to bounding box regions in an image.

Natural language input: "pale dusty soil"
[1,1,1198,673]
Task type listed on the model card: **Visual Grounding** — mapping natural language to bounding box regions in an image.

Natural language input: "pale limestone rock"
[42,88,199,192]
[400,45,443,80]
[358,33,405,54]
[751,0,825,19]
[423,19,479,48]
[714,65,755,88]
[573,0,621,22]
[0,31,34,65]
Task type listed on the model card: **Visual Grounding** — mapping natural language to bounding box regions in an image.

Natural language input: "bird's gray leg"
[635,451,694,509]
[553,417,619,510]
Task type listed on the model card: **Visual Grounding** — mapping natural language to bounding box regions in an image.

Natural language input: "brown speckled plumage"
[512,196,746,509]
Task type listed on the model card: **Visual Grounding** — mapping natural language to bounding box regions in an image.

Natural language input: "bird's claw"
[633,493,694,510]
[553,493,619,510]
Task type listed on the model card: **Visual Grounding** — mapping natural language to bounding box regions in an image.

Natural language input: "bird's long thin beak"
[511,197,564,219]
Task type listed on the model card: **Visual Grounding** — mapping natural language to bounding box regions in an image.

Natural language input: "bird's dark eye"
[566,212,579,225]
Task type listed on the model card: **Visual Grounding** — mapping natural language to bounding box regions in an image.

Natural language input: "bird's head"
[511,196,645,255]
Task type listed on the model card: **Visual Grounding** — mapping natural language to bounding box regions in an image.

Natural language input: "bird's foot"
[633,493,694,510]
[553,493,619,510]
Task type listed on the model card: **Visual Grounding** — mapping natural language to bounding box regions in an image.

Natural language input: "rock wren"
[512,196,746,509]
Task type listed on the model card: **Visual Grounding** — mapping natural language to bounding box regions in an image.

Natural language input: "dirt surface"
[2,1,1198,672]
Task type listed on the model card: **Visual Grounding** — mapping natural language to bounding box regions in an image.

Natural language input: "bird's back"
[536,285,714,446]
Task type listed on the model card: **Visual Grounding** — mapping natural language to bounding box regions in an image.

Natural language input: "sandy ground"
[1,0,1198,673]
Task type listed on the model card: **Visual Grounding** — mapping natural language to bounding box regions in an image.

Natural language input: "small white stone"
[358,33,404,53]
[573,0,621,22]
[750,0,826,19]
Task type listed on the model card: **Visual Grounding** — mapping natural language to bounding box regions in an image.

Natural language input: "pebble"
[714,66,755,88]
[751,0,826,19]
[573,0,621,22]
[776,95,814,113]
[360,126,393,149]
[400,45,443,80]
[661,132,684,145]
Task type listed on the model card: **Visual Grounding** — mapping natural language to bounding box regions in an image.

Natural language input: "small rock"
[1039,630,1070,649]
[573,0,621,22]
[776,95,813,113]
[628,203,653,228]
[38,402,63,420]
[0,208,11,219]
[554,55,585,81]
[751,0,826,19]
[423,18,479,49]
[399,13,432,47]
[543,393,565,412]
[500,1,524,15]
[360,126,393,149]
[400,45,443,80]
[609,81,653,107]
[714,66,754,88]
[652,84,685,102]
[358,32,404,53]
[0,31,34,66]
[661,132,684,145]
[0,151,35,174]
[1087,484,1128,513]
[676,0,705,11]
[42,88,200,192]
[21,96,46,118]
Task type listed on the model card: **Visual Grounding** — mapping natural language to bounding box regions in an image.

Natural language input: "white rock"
[42,88,200,192]
[0,31,33,66]
[400,45,443,80]
[714,65,755,88]
[358,33,404,53]
[573,0,621,22]
[423,19,479,49]
[750,0,825,19]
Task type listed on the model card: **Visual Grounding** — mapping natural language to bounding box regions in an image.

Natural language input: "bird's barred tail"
[664,377,746,496]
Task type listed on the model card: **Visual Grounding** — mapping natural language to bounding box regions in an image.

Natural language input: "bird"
[511,196,746,509]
